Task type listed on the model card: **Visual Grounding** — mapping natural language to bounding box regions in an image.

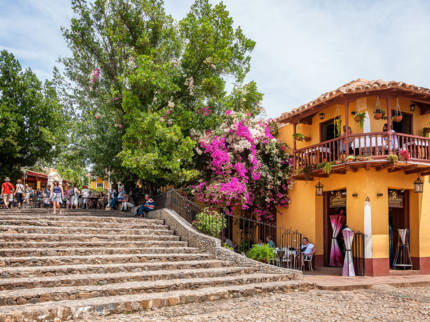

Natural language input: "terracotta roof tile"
[276,78,430,123]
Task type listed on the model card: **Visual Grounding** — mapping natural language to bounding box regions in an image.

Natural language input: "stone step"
[0,225,173,236]
[0,266,257,291]
[0,273,291,306]
[0,240,188,249]
[0,210,137,218]
[0,233,181,243]
[0,253,213,267]
[0,246,200,258]
[0,214,164,225]
[0,280,314,321]
[0,219,167,230]
[0,260,232,278]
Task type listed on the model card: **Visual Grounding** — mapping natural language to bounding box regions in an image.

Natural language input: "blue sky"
[1,0,430,118]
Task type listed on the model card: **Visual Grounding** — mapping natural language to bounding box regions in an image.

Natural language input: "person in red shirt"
[1,177,14,208]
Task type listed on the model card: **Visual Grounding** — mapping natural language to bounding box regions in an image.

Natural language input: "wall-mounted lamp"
[414,175,423,193]
[315,179,324,196]
[410,103,416,112]
[351,111,356,115]
[377,193,383,197]
[352,194,358,197]
[319,112,325,120]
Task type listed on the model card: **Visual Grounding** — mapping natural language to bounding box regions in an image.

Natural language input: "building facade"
[275,79,430,276]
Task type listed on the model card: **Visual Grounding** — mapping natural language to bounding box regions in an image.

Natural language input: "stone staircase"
[0,209,312,321]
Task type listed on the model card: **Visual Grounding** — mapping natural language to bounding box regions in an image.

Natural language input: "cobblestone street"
[84,284,430,322]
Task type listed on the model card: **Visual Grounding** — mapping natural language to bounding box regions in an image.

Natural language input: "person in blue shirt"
[44,185,51,198]
[137,194,155,218]
[109,188,125,210]
[266,235,275,248]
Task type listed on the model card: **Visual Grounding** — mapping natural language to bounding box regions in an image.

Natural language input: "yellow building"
[276,79,430,276]
[89,177,111,191]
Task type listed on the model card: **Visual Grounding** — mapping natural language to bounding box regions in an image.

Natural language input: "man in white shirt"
[299,237,317,267]
[81,186,89,209]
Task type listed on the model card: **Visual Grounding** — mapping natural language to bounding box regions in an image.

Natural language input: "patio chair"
[304,254,313,271]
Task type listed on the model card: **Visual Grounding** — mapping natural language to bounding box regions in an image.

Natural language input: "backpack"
[70,188,75,197]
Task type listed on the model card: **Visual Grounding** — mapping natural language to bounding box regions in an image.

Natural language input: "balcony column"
[344,101,349,157]
[386,97,392,154]
[293,122,297,170]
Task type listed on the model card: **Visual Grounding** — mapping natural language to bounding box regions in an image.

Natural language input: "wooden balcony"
[293,132,430,179]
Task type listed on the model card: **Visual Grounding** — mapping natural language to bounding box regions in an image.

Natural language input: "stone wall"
[149,209,303,280]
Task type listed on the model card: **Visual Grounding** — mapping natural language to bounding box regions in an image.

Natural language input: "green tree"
[0,50,65,182]
[59,0,263,188]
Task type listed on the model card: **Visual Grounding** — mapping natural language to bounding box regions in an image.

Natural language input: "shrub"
[192,208,227,237]
[246,244,276,262]
[223,243,234,251]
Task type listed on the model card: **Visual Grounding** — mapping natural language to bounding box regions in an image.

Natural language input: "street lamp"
[414,175,423,193]
[315,178,324,196]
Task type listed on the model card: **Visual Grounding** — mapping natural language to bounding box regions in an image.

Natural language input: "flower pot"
[399,155,406,162]
[295,137,303,142]
[304,137,311,142]
[394,115,403,122]
[360,158,367,161]
[346,159,354,162]
[335,161,342,165]
[354,116,362,123]
[374,113,383,120]
[426,128,430,134]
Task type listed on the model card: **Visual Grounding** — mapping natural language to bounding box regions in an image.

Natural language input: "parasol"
[329,213,345,267]
[342,226,356,277]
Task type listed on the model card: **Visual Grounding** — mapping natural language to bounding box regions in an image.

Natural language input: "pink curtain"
[329,214,345,267]
[342,227,356,276]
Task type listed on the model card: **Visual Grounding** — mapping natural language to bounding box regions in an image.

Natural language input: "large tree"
[59,0,263,188]
[0,50,65,182]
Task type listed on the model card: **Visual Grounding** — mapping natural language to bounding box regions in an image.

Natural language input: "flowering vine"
[190,111,294,221]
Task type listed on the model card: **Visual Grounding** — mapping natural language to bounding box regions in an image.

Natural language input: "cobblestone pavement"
[83,284,430,322]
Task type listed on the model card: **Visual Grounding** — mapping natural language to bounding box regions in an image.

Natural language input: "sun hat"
[4,177,10,182]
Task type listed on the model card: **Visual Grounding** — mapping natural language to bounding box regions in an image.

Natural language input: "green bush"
[192,208,227,237]
[223,243,234,251]
[246,244,276,262]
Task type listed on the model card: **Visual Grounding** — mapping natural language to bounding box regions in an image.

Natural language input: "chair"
[304,254,313,271]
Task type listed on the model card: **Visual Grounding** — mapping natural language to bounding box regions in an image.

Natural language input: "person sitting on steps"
[136,194,155,218]
[120,193,134,213]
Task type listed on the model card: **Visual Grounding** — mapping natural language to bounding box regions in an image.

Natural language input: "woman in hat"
[50,181,64,215]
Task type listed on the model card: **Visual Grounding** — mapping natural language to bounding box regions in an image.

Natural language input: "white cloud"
[2,0,430,118]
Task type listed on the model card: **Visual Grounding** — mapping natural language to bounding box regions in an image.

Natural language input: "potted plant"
[354,112,367,129]
[304,136,311,142]
[393,98,403,122]
[334,119,342,138]
[323,162,335,174]
[292,133,305,142]
[303,164,313,180]
[394,114,403,122]
[423,128,430,137]
[246,244,276,263]
[399,150,411,164]
[374,109,385,120]
[335,160,342,165]
[344,155,355,162]
[316,162,326,170]
[386,155,398,168]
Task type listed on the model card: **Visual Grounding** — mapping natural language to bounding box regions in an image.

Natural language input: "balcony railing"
[294,132,430,171]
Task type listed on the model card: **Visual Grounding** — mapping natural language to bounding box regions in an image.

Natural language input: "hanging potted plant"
[399,150,410,164]
[354,112,367,129]
[292,133,305,142]
[373,96,384,120]
[334,118,342,138]
[393,98,403,122]
[303,164,313,180]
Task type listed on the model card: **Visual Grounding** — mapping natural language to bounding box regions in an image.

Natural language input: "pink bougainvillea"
[190,110,294,221]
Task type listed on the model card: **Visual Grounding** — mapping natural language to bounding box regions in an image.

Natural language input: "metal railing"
[156,189,303,270]
[352,231,365,276]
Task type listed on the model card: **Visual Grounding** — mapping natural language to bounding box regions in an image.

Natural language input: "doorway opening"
[388,189,410,269]
[392,111,413,135]
[323,189,347,267]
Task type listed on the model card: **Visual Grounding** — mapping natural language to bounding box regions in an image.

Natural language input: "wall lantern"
[319,112,325,120]
[352,193,358,197]
[377,193,383,197]
[414,175,424,193]
[410,103,416,112]
[315,179,324,196]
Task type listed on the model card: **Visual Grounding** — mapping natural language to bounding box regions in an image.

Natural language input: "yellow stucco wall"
[277,168,429,260]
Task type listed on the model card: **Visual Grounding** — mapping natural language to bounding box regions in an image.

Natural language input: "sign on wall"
[388,190,403,208]
[330,191,346,208]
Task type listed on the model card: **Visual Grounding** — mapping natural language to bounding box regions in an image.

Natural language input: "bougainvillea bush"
[190,111,294,221]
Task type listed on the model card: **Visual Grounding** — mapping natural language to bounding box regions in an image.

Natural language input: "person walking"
[14,179,24,209]
[69,185,80,209]
[65,185,71,209]
[50,181,63,215]
[1,177,14,208]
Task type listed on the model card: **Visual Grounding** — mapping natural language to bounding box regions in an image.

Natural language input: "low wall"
[149,209,303,280]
